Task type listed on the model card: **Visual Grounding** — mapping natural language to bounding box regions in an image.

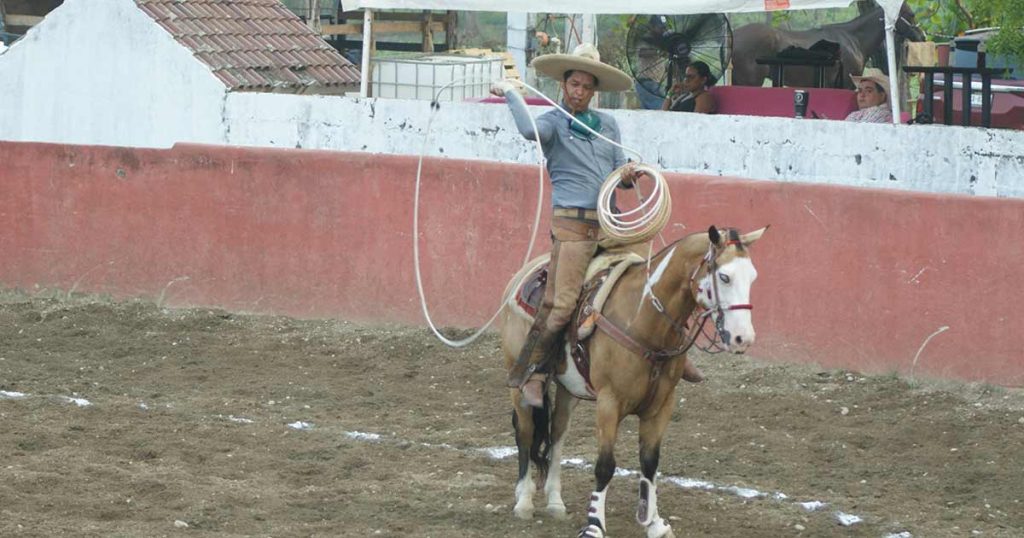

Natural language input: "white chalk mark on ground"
[800,500,827,511]
[837,512,864,526]
[216,414,254,424]
[1,392,881,533]
[344,431,381,441]
[61,396,92,407]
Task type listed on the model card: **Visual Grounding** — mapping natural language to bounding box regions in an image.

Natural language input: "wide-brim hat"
[850,67,891,97]
[531,43,633,92]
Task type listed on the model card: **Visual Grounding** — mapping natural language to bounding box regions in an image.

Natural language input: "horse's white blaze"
[702,257,757,352]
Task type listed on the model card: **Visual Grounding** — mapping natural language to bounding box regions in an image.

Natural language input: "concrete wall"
[1,140,1021,386]
[222,92,1024,198]
[0,0,226,148]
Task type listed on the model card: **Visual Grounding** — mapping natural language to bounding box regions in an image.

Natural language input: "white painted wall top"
[222,93,1024,198]
[0,0,226,148]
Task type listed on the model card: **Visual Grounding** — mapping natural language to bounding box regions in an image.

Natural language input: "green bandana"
[568,110,601,140]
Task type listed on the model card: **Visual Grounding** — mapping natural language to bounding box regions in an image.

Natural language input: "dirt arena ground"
[1,292,1022,538]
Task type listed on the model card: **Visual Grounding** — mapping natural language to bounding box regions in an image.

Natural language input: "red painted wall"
[1,141,1021,385]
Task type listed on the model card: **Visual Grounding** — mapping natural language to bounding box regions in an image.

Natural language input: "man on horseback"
[491,44,703,408]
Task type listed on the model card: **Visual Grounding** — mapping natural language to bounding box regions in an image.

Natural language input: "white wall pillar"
[359,9,373,98]
[506,12,530,82]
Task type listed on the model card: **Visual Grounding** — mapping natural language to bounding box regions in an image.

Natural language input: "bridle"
[895,12,925,41]
[648,237,753,357]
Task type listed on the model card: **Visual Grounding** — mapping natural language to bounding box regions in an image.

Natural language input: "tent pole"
[884,24,900,124]
[360,9,374,98]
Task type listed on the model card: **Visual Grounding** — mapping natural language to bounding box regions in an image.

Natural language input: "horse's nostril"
[735,335,743,344]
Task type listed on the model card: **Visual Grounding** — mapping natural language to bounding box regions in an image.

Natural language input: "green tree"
[975,0,1024,60]
[908,0,1024,60]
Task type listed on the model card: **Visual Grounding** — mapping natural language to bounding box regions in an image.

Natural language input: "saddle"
[512,251,645,396]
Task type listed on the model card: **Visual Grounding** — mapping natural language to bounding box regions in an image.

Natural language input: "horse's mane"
[650,228,745,265]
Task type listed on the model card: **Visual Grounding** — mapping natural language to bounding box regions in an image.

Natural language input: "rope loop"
[598,163,671,246]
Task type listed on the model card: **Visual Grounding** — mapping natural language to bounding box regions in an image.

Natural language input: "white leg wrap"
[636,476,657,525]
[578,488,607,538]
[638,477,673,538]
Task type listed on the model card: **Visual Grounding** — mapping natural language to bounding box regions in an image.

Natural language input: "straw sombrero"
[850,67,890,97]
[531,43,633,92]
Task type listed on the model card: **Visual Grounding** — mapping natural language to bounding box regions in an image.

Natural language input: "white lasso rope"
[413,78,546,347]
[599,162,672,246]
[412,76,672,348]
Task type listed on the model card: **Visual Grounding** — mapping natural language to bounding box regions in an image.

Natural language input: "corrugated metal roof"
[137,0,360,93]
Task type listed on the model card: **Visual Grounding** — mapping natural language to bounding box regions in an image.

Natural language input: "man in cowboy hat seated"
[491,44,704,408]
[845,67,893,123]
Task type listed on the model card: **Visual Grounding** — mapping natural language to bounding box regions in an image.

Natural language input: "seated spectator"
[662,61,717,114]
[845,68,893,123]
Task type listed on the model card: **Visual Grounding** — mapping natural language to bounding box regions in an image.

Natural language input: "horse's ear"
[740,225,770,247]
[708,225,721,246]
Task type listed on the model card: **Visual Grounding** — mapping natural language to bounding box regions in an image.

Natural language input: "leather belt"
[553,207,599,221]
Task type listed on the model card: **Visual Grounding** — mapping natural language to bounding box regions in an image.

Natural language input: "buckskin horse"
[500,225,767,538]
[731,2,925,88]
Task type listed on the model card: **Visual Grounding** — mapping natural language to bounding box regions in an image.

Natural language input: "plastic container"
[950,29,1020,79]
[936,42,951,66]
[372,55,505,101]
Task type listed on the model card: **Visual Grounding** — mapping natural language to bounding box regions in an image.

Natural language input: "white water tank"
[371,54,504,101]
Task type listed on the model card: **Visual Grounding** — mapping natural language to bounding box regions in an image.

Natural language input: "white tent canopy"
[352,0,856,13]
[350,0,905,122]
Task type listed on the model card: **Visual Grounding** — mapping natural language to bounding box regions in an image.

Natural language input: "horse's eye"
[719,273,731,284]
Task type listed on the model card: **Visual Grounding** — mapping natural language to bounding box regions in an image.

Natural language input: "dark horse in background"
[731,2,925,88]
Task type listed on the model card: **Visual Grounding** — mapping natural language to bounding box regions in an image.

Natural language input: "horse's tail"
[511,391,552,483]
[531,391,552,482]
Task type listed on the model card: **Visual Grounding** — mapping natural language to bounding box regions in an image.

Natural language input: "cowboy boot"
[520,373,547,408]
[507,328,560,407]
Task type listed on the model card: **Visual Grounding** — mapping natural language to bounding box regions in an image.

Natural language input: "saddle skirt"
[509,250,645,398]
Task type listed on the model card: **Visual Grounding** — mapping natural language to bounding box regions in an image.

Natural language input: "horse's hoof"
[645,518,674,538]
[578,524,604,538]
[546,504,568,520]
[512,505,534,520]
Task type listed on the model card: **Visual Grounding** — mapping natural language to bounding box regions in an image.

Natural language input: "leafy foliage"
[907,0,1024,60]
[975,0,1024,60]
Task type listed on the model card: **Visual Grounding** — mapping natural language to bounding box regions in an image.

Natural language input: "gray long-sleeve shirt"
[504,91,627,209]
